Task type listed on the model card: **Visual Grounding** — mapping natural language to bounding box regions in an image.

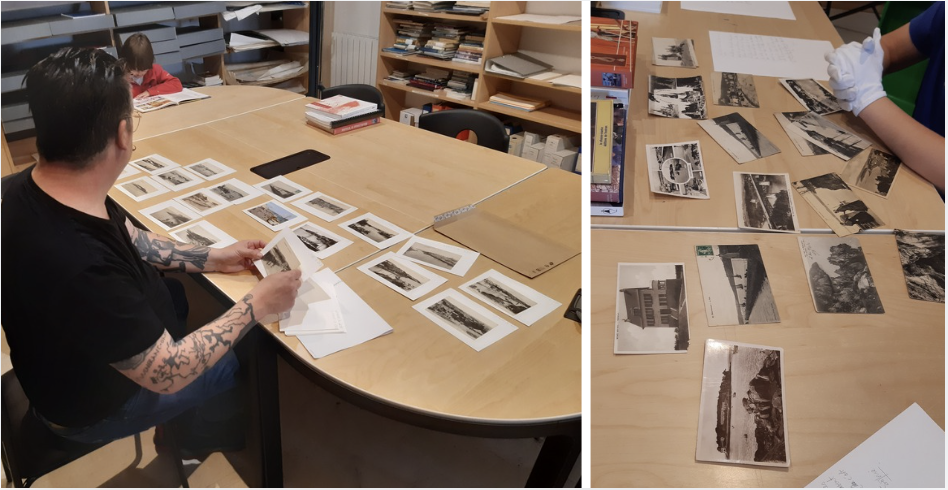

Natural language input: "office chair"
[591,7,625,19]
[417,109,510,152]
[320,83,384,107]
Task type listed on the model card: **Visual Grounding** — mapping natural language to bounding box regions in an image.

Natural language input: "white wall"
[333,1,382,38]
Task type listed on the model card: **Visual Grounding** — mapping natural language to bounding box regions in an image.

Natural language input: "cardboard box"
[399,108,423,127]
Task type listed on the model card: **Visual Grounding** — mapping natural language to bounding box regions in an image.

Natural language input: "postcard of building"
[339,213,412,249]
[115,176,169,202]
[396,236,479,276]
[792,173,884,236]
[174,188,231,216]
[711,72,759,108]
[894,229,945,303]
[254,227,322,279]
[205,178,263,206]
[460,269,561,326]
[184,158,236,181]
[139,200,202,232]
[129,154,180,174]
[648,75,708,120]
[695,245,780,326]
[774,111,869,161]
[292,222,353,260]
[358,252,447,301]
[291,191,358,222]
[646,141,710,199]
[653,37,698,68]
[839,149,902,199]
[153,167,205,192]
[779,78,841,115]
[733,172,800,233]
[798,236,885,314]
[170,221,237,249]
[413,288,517,352]
[699,113,780,163]
[254,175,312,202]
[243,200,307,232]
[614,263,689,354]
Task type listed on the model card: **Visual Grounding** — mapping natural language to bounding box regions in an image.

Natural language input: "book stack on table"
[304,95,384,135]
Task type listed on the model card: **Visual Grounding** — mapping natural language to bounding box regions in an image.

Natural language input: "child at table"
[120,33,182,99]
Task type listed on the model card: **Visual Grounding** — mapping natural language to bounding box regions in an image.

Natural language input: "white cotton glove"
[824,27,886,116]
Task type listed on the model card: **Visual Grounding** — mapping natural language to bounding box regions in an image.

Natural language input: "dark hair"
[120,33,155,72]
[24,47,131,168]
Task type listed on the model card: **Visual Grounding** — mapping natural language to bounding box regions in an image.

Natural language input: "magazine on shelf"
[133,88,210,113]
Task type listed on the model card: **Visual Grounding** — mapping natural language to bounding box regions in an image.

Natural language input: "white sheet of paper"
[280,279,346,335]
[709,31,833,81]
[682,1,794,20]
[549,74,582,88]
[806,403,945,488]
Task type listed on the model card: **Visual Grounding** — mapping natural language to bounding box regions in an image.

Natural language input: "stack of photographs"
[614,263,689,354]
[774,111,869,161]
[695,245,779,326]
[652,37,698,67]
[646,141,710,199]
[733,172,800,233]
[779,79,841,115]
[711,72,758,108]
[894,230,945,303]
[698,113,780,164]
[648,75,707,120]
[839,149,902,199]
[254,227,322,279]
[798,236,884,314]
[792,173,884,236]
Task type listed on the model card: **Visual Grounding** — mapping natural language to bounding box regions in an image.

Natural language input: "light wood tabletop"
[590,229,945,487]
[591,1,945,231]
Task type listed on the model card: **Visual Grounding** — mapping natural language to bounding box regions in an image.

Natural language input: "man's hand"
[247,270,303,318]
[134,90,151,99]
[825,27,886,116]
[208,240,266,273]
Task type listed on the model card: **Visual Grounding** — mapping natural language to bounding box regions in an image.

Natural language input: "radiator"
[330,32,378,87]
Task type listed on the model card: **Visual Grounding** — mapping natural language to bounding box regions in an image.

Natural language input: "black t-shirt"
[1,167,172,428]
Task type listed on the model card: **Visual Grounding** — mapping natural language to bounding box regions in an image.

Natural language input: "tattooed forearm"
[130,225,210,272]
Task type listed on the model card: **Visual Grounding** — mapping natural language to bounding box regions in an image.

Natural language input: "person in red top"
[120,33,182,99]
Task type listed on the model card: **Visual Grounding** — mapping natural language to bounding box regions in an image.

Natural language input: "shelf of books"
[381,7,489,23]
[378,79,478,108]
[482,72,581,95]
[489,18,582,32]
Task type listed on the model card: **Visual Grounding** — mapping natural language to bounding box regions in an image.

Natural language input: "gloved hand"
[824,27,886,116]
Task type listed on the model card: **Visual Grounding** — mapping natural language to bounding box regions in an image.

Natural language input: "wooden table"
[591,1,945,231]
[590,229,945,487]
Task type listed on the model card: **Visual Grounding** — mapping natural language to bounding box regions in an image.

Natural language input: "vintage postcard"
[711,72,759,108]
[292,222,353,260]
[254,227,322,279]
[115,176,169,202]
[358,252,447,301]
[798,236,885,313]
[780,79,841,115]
[254,175,312,202]
[117,164,142,180]
[695,245,780,326]
[646,141,710,199]
[291,191,358,222]
[733,172,800,233]
[170,221,237,249]
[139,200,201,232]
[153,167,205,192]
[413,288,518,352]
[839,149,902,199]
[184,158,236,181]
[652,37,698,68]
[697,339,789,467]
[460,269,561,326]
[174,189,230,216]
[396,236,479,277]
[205,178,263,206]
[775,111,830,157]
[243,200,307,232]
[648,75,707,120]
[894,230,945,303]
[793,173,884,236]
[614,263,689,354]
[339,213,412,249]
[774,111,869,161]
[699,113,780,163]
[129,154,180,174]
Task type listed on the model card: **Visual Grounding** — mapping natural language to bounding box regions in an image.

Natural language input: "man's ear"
[115,117,133,152]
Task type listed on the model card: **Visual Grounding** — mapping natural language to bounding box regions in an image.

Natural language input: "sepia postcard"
[653,37,698,68]
[138,200,201,232]
[733,172,800,233]
[894,229,945,303]
[460,269,561,326]
[774,111,869,161]
[174,189,231,216]
[254,175,312,202]
[646,141,710,199]
[184,158,236,181]
[695,245,780,326]
[396,236,479,277]
[697,339,789,467]
[775,111,830,157]
[170,221,237,249]
[793,173,884,236]
[243,200,307,231]
[254,227,322,279]
[614,263,689,354]
[115,176,169,202]
[648,75,707,120]
[780,79,841,115]
[153,167,205,191]
[117,163,142,180]
[839,149,902,199]
[711,72,759,108]
[339,212,412,249]
[205,178,263,206]
[413,288,518,352]
[291,191,358,222]
[699,113,780,164]
[798,236,884,313]
[129,154,180,174]
[292,222,353,260]
[358,252,447,301]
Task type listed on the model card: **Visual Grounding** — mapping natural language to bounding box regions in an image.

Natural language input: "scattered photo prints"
[243,200,307,231]
[460,269,561,326]
[291,191,357,222]
[254,227,322,279]
[698,113,780,164]
[184,158,236,181]
[711,72,759,108]
[697,339,789,467]
[774,111,869,161]
[292,222,353,259]
[413,288,518,352]
[153,167,204,191]
[733,172,800,233]
[648,75,707,120]
[357,252,447,301]
[798,236,884,314]
[894,230,945,303]
[652,37,698,68]
[130,154,180,174]
[170,221,237,249]
[254,175,311,202]
[174,189,230,216]
[614,263,689,354]
[775,111,830,156]
[339,213,412,249]
[396,236,479,277]
[695,245,779,326]
[117,164,142,180]
[792,173,884,236]
[839,149,902,198]
[138,200,201,232]
[115,176,169,202]
[205,178,263,206]
[646,141,710,199]
[779,79,841,115]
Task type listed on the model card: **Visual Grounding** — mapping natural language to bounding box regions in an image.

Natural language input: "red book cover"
[309,117,380,135]
[591,17,638,90]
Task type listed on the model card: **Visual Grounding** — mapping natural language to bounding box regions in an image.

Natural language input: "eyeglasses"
[131,111,141,133]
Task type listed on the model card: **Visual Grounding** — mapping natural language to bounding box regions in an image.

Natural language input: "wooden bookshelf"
[221,2,311,93]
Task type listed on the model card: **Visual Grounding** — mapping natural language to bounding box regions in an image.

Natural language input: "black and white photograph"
[154,167,204,191]
[413,289,517,352]
[698,113,780,163]
[396,236,479,276]
[695,245,780,326]
[115,176,169,202]
[291,191,357,222]
[461,269,561,326]
[292,222,353,259]
[648,75,707,120]
[779,78,841,115]
[793,173,885,236]
[254,227,322,279]
[733,172,800,233]
[614,263,689,354]
[184,158,235,181]
[646,141,710,199]
[129,154,180,174]
[775,111,830,157]
[652,37,698,68]
[697,339,789,467]
[139,201,201,232]
[711,72,759,108]
[171,221,237,249]
[798,236,885,314]
[254,175,312,202]
[205,178,262,205]
[894,230,945,303]
[840,149,902,198]
[339,213,412,249]
[117,163,142,180]
[358,252,447,301]
[243,200,307,231]
[774,111,869,161]
[174,189,230,216]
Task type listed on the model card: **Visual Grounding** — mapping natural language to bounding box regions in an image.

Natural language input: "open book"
[133,88,211,113]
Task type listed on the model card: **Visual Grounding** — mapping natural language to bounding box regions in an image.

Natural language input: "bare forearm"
[881,24,925,74]
[859,98,945,191]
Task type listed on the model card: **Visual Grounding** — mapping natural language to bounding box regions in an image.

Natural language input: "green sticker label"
[696,245,713,256]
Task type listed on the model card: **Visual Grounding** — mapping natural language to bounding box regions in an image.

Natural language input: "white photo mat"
[114,176,170,202]
[185,158,236,181]
[292,222,353,259]
[254,175,312,202]
[205,178,263,206]
[413,289,517,352]
[174,188,232,216]
[357,252,447,301]
[170,221,237,249]
[291,191,358,222]
[339,212,412,249]
[138,200,202,231]
[460,269,561,326]
[243,199,308,232]
[129,154,180,174]
[396,236,479,277]
[153,167,205,191]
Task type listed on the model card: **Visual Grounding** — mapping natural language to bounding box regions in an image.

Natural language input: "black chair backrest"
[320,84,384,107]
[417,109,510,153]
[591,7,625,19]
